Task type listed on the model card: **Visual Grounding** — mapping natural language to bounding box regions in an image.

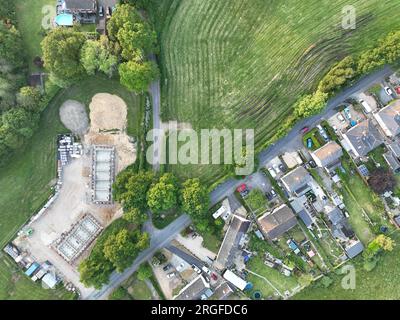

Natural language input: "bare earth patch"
[59,100,89,135]
[85,93,136,172]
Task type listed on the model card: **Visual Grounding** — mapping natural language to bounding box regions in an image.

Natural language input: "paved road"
[149,54,161,171]
[85,214,191,300]
[210,65,394,206]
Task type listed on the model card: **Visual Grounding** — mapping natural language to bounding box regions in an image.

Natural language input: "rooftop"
[280,166,311,195]
[374,100,400,137]
[258,204,297,240]
[214,214,250,270]
[345,240,364,259]
[342,120,384,157]
[311,141,343,168]
[174,275,210,300]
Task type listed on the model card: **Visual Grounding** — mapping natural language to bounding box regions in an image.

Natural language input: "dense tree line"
[41,3,159,93]
[294,30,400,118]
[0,1,44,166]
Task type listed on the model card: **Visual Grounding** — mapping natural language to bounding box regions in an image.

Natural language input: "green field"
[0,76,143,299]
[0,256,76,300]
[294,231,400,300]
[15,0,56,71]
[145,0,400,182]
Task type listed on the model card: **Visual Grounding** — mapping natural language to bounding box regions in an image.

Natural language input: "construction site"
[5,94,136,298]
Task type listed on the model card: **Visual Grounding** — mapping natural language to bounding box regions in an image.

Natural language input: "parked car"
[306,138,313,149]
[267,167,277,178]
[107,6,112,18]
[166,272,176,279]
[99,6,104,17]
[300,126,310,134]
[384,86,393,96]
[272,164,281,174]
[270,188,277,198]
[317,124,329,141]
[163,264,172,272]
[308,160,317,168]
[343,107,351,120]
[191,232,198,239]
[176,262,185,272]
[192,265,202,274]
[202,266,211,275]
[211,273,218,281]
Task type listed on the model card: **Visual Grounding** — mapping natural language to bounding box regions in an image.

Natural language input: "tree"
[135,231,150,251]
[103,229,138,272]
[147,173,178,213]
[137,262,152,281]
[80,38,118,77]
[109,286,128,300]
[119,60,159,93]
[41,28,86,86]
[123,207,148,225]
[180,178,209,217]
[368,168,396,194]
[78,250,114,289]
[373,234,395,252]
[113,170,155,211]
[294,91,328,118]
[320,276,333,288]
[318,56,357,94]
[17,86,42,111]
[107,3,157,59]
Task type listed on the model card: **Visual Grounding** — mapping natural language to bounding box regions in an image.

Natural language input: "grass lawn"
[367,145,389,171]
[246,256,299,299]
[303,129,325,151]
[0,256,76,300]
[294,231,400,299]
[202,232,223,253]
[15,0,57,72]
[145,0,400,183]
[153,209,181,229]
[0,76,142,299]
[338,161,390,243]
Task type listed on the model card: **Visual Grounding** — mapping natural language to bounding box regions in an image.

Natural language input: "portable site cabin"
[222,270,247,291]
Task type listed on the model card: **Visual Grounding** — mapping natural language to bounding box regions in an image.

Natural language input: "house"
[374,100,400,138]
[214,213,250,270]
[327,207,354,241]
[282,151,303,169]
[310,141,343,172]
[394,215,400,227]
[341,120,384,158]
[345,240,364,259]
[383,151,400,173]
[280,166,312,196]
[388,141,400,158]
[60,0,97,14]
[212,282,234,300]
[174,275,210,300]
[257,204,298,240]
[290,196,315,228]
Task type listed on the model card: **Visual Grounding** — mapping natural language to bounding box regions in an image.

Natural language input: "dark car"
[108,6,112,17]
[163,264,172,272]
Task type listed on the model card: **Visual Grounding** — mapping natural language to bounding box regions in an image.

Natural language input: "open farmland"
[146,0,400,182]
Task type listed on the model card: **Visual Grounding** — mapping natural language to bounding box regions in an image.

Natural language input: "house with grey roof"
[280,166,312,197]
[383,151,400,173]
[374,100,400,138]
[211,282,234,300]
[214,213,251,270]
[327,207,354,241]
[61,0,97,13]
[311,141,343,172]
[341,120,384,158]
[257,204,297,240]
[174,275,210,300]
[290,196,315,228]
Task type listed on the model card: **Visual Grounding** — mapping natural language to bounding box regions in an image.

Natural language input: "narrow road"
[149,54,161,171]
[210,65,394,206]
[165,245,206,269]
[85,214,191,300]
